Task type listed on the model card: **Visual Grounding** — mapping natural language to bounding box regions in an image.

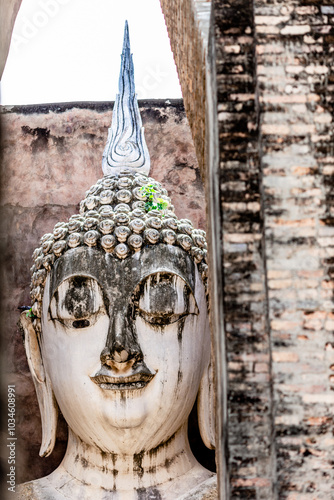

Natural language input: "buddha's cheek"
[133,315,206,440]
[40,316,110,432]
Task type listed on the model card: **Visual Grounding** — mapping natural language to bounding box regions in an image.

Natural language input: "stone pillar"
[211,1,275,498]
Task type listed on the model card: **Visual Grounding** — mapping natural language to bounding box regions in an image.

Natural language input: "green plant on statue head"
[140,184,169,214]
[26,307,36,320]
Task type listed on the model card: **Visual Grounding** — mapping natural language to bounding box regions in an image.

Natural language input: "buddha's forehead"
[49,245,196,300]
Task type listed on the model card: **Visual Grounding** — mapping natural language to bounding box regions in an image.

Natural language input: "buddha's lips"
[91,372,155,390]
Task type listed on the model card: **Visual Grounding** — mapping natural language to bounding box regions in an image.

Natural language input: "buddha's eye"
[49,276,105,329]
[136,273,198,326]
[72,319,90,329]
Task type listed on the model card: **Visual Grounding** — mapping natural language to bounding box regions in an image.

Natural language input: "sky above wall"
[1,0,182,105]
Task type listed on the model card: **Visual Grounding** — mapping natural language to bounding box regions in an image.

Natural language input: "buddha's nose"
[100,343,140,366]
[100,311,143,371]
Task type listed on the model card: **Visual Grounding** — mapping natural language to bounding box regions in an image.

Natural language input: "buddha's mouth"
[91,371,155,391]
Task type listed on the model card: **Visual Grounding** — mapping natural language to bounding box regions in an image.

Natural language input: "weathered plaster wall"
[2,0,334,496]
[0,100,207,483]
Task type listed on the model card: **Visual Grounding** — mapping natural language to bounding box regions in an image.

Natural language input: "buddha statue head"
[19,22,216,499]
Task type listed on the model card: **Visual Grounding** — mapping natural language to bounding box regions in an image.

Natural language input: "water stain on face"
[135,273,197,329]
[143,274,178,316]
[64,276,95,319]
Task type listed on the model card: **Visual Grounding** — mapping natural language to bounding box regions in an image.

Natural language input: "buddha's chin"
[74,419,159,456]
[65,400,153,450]
[103,408,149,430]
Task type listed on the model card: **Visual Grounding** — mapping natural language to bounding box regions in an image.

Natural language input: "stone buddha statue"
[18,22,217,500]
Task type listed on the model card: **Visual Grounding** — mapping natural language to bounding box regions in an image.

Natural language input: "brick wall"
[213,1,275,498]
[255,2,334,498]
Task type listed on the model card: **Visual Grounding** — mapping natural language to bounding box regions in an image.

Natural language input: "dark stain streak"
[52,290,59,318]
[177,316,186,344]
[63,276,94,319]
[3,99,184,115]
[189,200,201,210]
[141,107,169,124]
[164,456,176,471]
[133,451,145,478]
[21,125,66,153]
[177,369,183,384]
[51,135,65,150]
[132,272,193,328]
[148,433,176,458]
[136,487,162,500]
[23,126,49,153]
[81,133,96,141]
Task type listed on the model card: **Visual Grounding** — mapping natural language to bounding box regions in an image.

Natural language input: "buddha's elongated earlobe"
[20,312,58,457]
[197,356,216,450]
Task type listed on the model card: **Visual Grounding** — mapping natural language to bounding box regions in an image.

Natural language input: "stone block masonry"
[256,2,334,498]
[213,1,275,498]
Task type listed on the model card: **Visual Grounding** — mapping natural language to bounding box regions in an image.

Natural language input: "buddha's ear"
[197,353,215,450]
[20,312,58,457]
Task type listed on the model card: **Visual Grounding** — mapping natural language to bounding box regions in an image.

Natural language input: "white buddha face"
[40,245,210,455]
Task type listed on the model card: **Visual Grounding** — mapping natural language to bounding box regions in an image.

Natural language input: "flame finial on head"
[102,21,151,176]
